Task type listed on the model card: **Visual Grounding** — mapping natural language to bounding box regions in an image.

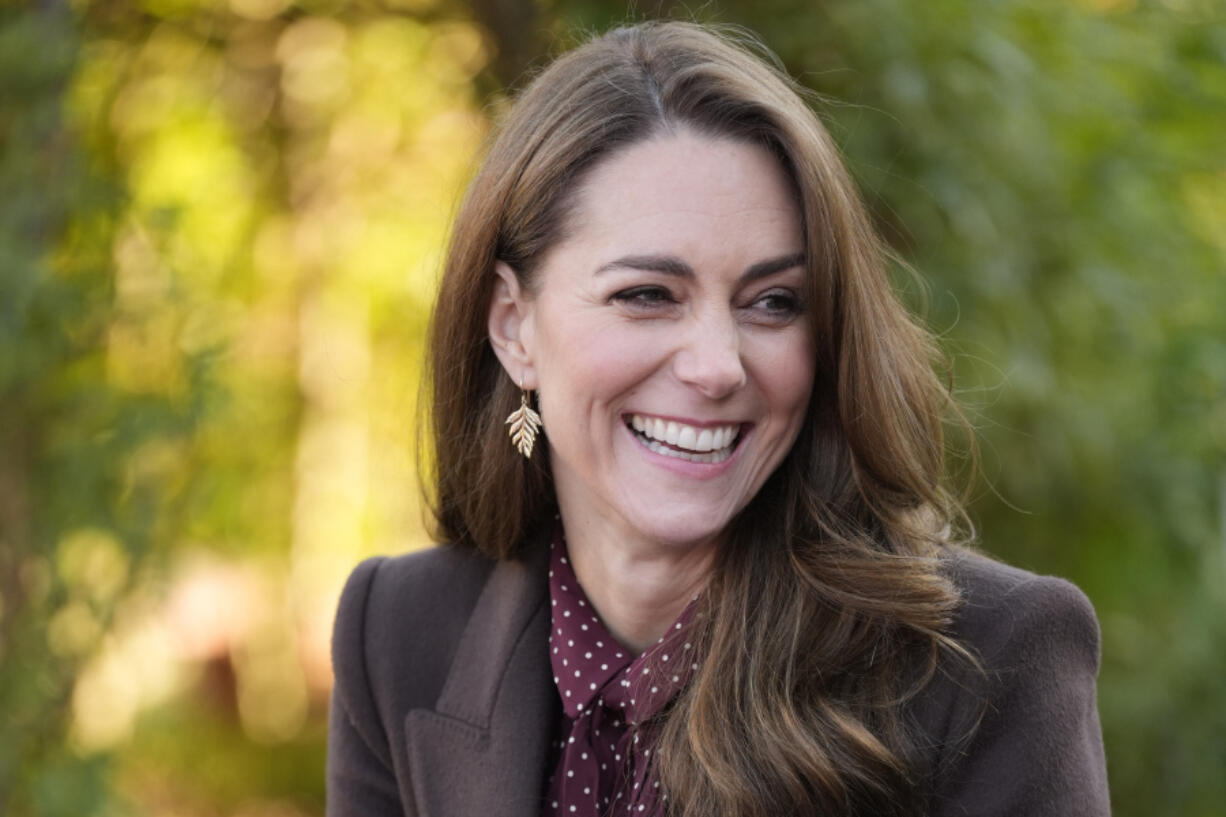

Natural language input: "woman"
[327,21,1110,817]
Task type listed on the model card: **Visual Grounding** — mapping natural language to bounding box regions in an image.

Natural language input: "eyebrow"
[594,252,806,283]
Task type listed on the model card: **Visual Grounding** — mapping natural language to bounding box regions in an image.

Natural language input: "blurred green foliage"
[1,0,1223,815]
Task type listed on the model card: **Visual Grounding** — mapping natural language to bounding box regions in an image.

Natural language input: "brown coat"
[326,541,1110,816]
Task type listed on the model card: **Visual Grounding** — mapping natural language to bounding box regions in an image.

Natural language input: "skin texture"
[488,131,815,651]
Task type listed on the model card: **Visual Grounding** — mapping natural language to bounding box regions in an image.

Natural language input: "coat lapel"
[404,540,557,817]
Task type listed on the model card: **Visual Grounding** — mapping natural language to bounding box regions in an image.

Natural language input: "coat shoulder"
[940,548,1100,667]
[915,548,1110,816]
[330,544,498,744]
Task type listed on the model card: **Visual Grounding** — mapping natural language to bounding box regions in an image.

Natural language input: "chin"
[630,509,734,550]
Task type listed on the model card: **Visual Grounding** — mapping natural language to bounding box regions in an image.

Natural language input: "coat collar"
[404,536,558,817]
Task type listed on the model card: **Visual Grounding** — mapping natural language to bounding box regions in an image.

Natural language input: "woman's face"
[495,131,815,551]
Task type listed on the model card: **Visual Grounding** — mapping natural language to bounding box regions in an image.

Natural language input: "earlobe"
[487,262,538,388]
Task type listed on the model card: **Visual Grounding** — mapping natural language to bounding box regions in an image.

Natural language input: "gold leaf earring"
[506,381,542,459]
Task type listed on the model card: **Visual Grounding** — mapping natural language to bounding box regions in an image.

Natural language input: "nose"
[671,312,748,399]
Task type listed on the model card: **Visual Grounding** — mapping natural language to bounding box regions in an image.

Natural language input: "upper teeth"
[630,414,740,453]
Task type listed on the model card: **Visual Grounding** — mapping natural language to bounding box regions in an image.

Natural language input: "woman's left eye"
[749,289,803,319]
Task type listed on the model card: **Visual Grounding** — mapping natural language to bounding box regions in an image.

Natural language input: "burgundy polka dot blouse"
[544,532,699,817]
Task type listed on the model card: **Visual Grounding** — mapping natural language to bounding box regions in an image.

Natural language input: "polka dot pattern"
[544,532,699,817]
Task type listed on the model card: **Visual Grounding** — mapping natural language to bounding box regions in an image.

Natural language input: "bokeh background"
[2,0,1224,814]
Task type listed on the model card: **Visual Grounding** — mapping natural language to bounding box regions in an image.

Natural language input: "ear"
[487,261,538,389]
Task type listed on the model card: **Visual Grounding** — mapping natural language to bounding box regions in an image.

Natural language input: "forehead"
[553,131,804,271]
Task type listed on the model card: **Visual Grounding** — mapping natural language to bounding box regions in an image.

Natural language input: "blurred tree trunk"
[467,0,545,90]
[0,2,71,806]
[0,0,133,809]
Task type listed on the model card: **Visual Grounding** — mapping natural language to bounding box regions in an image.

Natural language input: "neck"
[561,515,716,655]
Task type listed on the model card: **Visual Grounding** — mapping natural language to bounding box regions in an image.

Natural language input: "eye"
[609,285,678,310]
[747,288,803,322]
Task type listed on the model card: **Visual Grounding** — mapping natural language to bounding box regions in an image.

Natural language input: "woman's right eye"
[609,286,677,309]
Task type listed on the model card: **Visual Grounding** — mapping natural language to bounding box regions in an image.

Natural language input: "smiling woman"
[488,133,814,587]
[326,21,1110,817]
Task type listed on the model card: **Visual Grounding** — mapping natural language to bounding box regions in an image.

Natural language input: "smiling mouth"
[625,414,744,464]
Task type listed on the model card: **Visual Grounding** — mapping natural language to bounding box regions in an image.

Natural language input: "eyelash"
[609,286,804,320]
[753,291,803,316]
[610,286,677,307]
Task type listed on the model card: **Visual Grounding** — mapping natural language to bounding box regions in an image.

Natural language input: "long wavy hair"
[427,20,975,817]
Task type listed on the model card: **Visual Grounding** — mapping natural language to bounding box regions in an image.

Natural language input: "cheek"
[537,319,661,398]
[759,333,816,421]
[533,321,634,434]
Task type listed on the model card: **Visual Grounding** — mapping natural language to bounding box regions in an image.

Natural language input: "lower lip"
[624,423,746,480]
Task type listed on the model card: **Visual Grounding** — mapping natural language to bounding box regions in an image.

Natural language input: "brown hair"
[427,20,973,817]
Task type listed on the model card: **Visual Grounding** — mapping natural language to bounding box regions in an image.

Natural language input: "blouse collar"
[547,530,700,724]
